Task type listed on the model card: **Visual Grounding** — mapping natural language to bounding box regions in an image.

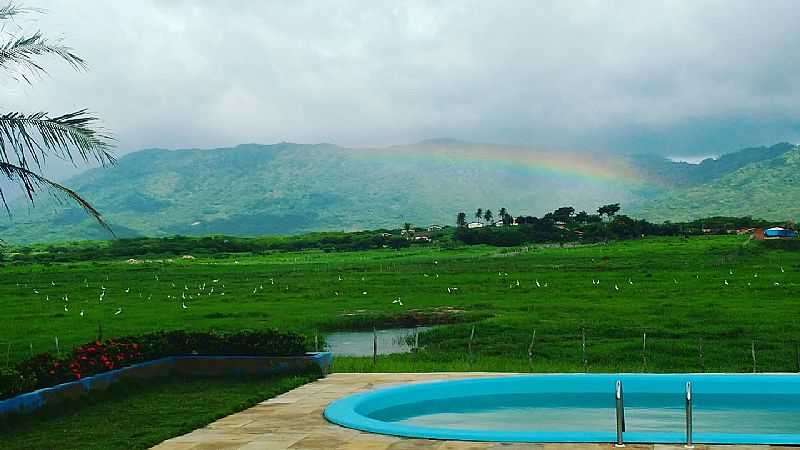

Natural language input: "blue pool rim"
[323,373,800,444]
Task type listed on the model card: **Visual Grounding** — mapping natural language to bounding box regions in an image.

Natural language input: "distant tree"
[0,4,115,233]
[475,208,483,222]
[483,209,493,223]
[456,212,467,227]
[597,203,621,220]
[403,222,412,237]
[388,236,410,250]
[575,211,589,224]
[498,207,507,219]
[553,206,575,222]
[586,213,603,223]
[502,212,513,226]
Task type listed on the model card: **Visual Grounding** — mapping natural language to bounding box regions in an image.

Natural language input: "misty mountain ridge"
[0,140,796,243]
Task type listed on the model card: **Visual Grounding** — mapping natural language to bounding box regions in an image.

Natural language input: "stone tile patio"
[152,373,788,450]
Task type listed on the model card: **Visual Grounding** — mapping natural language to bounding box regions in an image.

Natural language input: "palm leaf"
[0,161,113,234]
[0,31,86,81]
[0,110,115,170]
[0,3,39,21]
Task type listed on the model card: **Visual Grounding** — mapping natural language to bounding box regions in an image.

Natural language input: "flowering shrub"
[0,329,307,400]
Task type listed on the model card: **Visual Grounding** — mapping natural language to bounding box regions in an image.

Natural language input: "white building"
[467,222,484,229]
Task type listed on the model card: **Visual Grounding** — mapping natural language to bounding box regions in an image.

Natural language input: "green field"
[2,236,799,373]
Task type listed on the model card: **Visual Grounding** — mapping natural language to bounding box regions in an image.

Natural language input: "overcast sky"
[5,1,800,179]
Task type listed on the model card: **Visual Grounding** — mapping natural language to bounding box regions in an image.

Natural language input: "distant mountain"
[0,140,796,243]
[0,141,636,243]
[631,144,800,222]
[627,143,796,187]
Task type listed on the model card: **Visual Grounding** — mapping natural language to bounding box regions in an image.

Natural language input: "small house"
[427,224,444,231]
[753,227,798,240]
[467,222,484,229]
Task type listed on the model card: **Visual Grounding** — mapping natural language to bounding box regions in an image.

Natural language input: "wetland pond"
[324,327,431,356]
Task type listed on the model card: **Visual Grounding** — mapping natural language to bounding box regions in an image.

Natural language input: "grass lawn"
[1,235,799,372]
[1,374,317,450]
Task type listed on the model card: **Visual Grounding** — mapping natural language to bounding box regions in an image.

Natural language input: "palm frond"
[1,31,86,81]
[0,3,40,21]
[0,110,115,170]
[0,161,113,234]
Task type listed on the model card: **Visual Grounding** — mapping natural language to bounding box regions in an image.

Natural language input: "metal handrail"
[685,381,694,448]
[615,380,626,447]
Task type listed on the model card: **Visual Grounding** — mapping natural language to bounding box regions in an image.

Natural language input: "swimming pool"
[324,374,800,444]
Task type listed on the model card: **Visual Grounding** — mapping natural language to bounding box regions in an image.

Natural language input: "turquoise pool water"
[324,374,800,444]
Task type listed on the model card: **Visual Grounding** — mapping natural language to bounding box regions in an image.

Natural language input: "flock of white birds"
[9,256,793,326]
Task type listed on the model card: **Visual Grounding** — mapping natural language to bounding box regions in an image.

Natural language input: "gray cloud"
[5,0,800,180]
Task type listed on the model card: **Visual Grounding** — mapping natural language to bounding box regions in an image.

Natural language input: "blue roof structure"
[764,227,798,238]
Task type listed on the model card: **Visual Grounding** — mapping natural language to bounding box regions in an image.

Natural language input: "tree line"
[453,203,780,246]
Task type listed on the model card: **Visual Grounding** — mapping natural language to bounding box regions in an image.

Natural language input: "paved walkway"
[152,372,781,450]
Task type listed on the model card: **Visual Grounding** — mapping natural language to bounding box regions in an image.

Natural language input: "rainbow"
[350,143,641,184]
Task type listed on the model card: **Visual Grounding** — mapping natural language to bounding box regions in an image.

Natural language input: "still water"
[324,327,429,356]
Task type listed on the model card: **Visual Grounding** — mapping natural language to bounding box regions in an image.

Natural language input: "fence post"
[582,329,587,372]
[698,338,704,373]
[372,326,377,365]
[751,340,756,373]
[796,342,800,373]
[642,332,647,370]
[468,325,475,357]
[528,330,536,366]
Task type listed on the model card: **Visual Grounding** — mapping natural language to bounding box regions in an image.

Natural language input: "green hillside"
[0,142,634,243]
[628,142,795,187]
[0,140,795,244]
[633,145,800,222]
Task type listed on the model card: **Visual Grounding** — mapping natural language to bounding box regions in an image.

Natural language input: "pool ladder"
[614,380,694,448]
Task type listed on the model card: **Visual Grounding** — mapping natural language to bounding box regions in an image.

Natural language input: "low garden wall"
[0,330,330,418]
[0,353,332,418]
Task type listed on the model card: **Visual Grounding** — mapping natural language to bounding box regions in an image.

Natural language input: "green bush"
[0,329,308,401]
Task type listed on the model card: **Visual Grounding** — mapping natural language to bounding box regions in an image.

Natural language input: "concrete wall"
[0,352,332,419]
